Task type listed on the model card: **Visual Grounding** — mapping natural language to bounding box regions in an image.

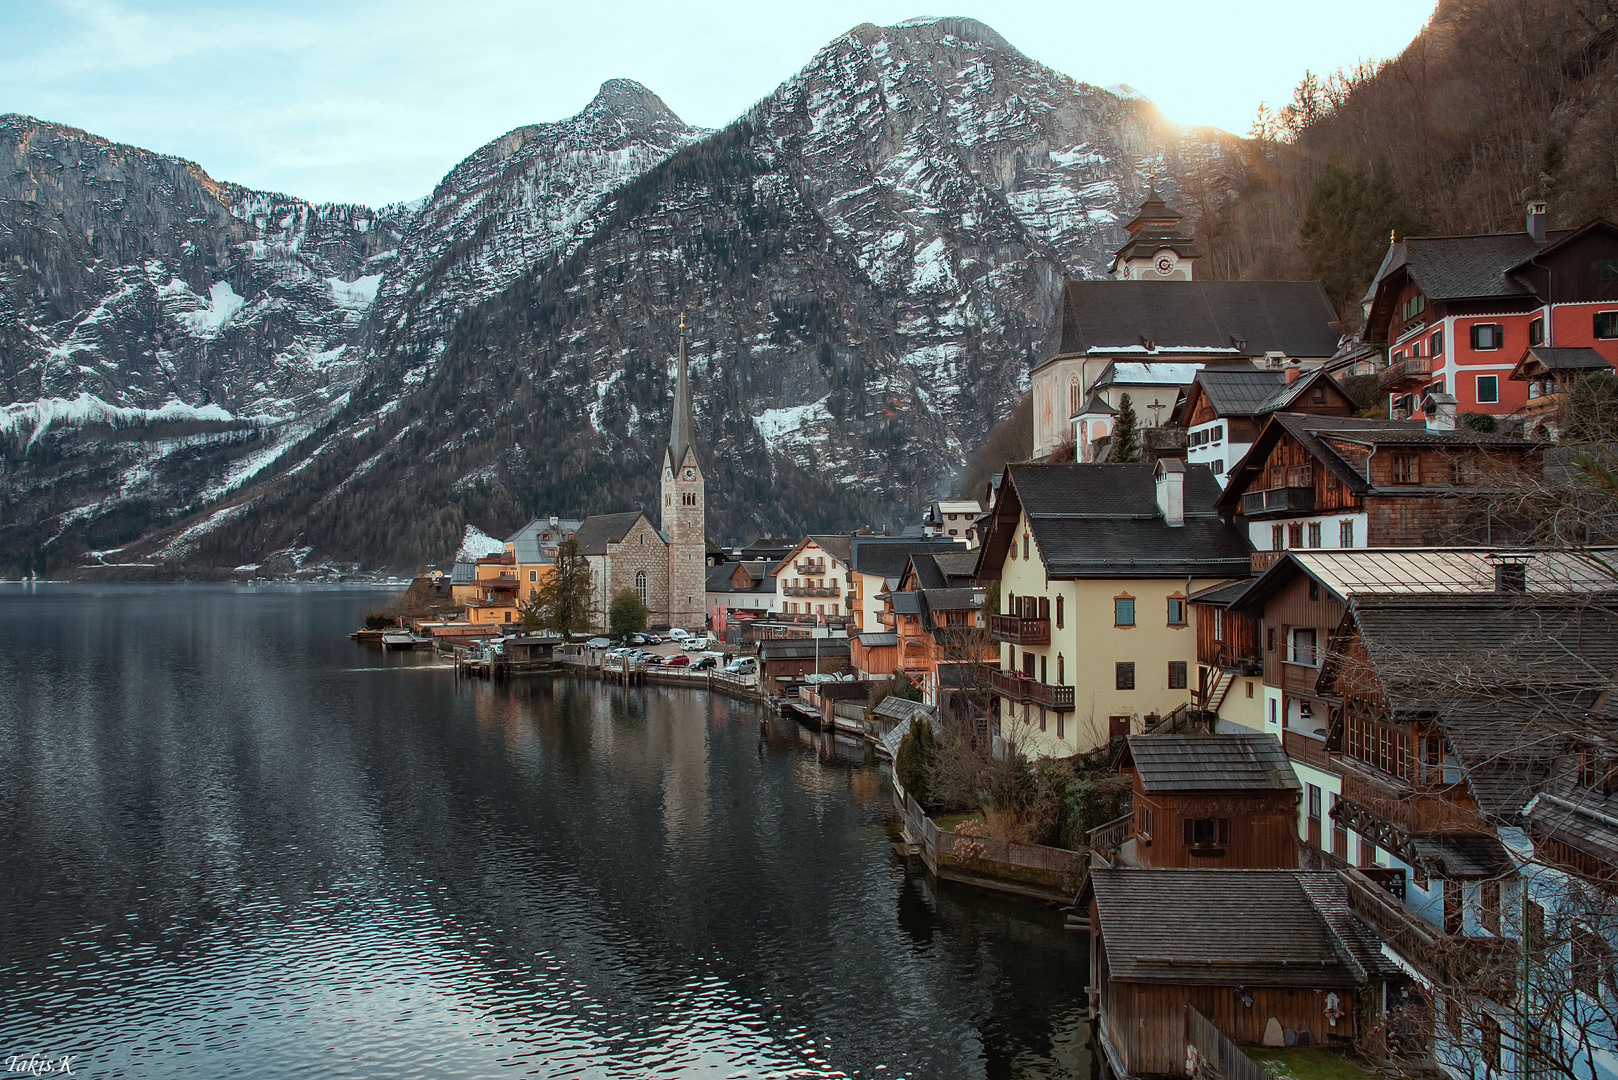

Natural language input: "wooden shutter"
[1217,819,1230,845]
[1183,818,1195,846]
[1039,596,1050,620]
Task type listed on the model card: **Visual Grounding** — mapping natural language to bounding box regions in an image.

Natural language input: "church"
[500,324,706,632]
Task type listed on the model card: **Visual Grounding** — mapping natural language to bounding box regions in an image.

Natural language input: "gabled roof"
[1253,367,1355,414]
[571,512,649,555]
[1071,391,1116,419]
[1368,232,1561,304]
[906,551,978,590]
[1089,869,1364,986]
[1526,785,1618,867]
[1511,346,1614,381]
[847,536,961,578]
[705,560,774,593]
[1215,413,1534,513]
[1183,368,1287,418]
[504,516,584,564]
[854,631,898,647]
[1121,733,1300,793]
[1046,280,1342,366]
[1092,360,1206,388]
[769,534,854,577]
[977,463,1251,580]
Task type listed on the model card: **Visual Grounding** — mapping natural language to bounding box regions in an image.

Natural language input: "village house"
[847,535,965,633]
[1028,190,1343,459]
[1177,366,1356,487]
[1507,345,1615,436]
[920,499,985,546]
[1307,591,1618,1078]
[1085,868,1388,1077]
[850,551,993,714]
[464,553,523,626]
[1362,209,1618,421]
[1213,410,1538,560]
[1104,732,1301,870]
[704,559,775,630]
[975,460,1251,757]
[769,535,855,627]
[501,516,582,602]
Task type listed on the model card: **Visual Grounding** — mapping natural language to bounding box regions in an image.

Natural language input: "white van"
[668,628,692,644]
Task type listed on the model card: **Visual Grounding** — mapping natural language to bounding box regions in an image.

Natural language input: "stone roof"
[1122,733,1300,793]
[1089,869,1364,986]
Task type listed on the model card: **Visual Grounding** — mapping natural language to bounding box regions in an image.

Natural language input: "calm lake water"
[0,585,1093,1079]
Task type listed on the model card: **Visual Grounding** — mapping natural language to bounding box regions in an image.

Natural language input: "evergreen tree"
[608,589,649,639]
[529,539,593,634]
[1299,157,1416,319]
[1108,394,1141,463]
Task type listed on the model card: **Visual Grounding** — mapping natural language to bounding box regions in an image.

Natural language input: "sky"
[1,0,1437,207]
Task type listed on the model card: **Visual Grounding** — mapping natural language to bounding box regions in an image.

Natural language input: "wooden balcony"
[1203,644,1261,675]
[1241,485,1316,517]
[989,614,1050,645]
[1282,727,1336,773]
[781,585,839,597]
[1337,757,1489,835]
[1281,660,1323,694]
[793,560,827,575]
[1378,355,1434,389]
[985,667,1075,711]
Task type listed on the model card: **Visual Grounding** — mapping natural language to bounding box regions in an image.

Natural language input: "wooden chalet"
[1214,413,1537,561]
[1178,367,1355,487]
[1085,869,1386,1077]
[1105,733,1301,870]
[1508,344,1615,432]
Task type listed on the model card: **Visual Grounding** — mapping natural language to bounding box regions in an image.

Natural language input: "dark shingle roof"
[807,534,852,566]
[849,537,962,578]
[504,517,584,564]
[1518,346,1614,372]
[872,697,935,723]
[1371,232,1567,302]
[1123,733,1300,792]
[1002,463,1252,578]
[1052,280,1342,361]
[1090,869,1364,986]
[706,561,773,593]
[854,631,898,647]
[1527,786,1618,865]
[1193,368,1287,416]
[758,639,851,660]
[572,512,648,555]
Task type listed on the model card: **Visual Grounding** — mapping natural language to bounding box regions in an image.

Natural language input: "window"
[1183,817,1230,847]
[1431,328,1444,356]
[1340,519,1355,547]
[1055,596,1063,629]
[1114,597,1135,627]
[1411,339,1422,358]
[1476,374,1499,404]
[1272,525,1285,552]
[1211,459,1223,475]
[1288,524,1304,548]
[1291,628,1318,666]
[1136,804,1154,840]
[1057,654,1064,684]
[1245,681,1254,698]
[1070,378,1082,416]
[1022,652,1036,677]
[1166,597,1186,626]
[1308,578,1320,601]
[529,569,538,582]
[1116,662,1135,690]
[1529,317,1544,347]
[1168,661,1187,689]
[1040,655,1047,684]
[1573,928,1614,997]
[1393,454,1419,484]
[635,570,648,604]
[1056,713,1063,739]
[1307,522,1322,548]
[1021,534,1029,559]
[1597,312,1618,339]
[1212,424,1224,444]
[1212,608,1224,641]
[1269,697,1278,725]
[1470,323,1504,350]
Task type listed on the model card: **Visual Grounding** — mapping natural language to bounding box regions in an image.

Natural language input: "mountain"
[2,18,1235,574]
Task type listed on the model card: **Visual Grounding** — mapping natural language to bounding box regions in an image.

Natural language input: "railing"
[794,561,827,575]
[781,585,839,597]
[1337,760,1489,835]
[1185,1006,1276,1080]
[1087,811,1134,866]
[985,668,1075,711]
[1378,355,1434,388]
[1281,727,1335,772]
[1241,485,1315,517]
[988,614,1050,645]
[1208,645,1262,674]
[1280,660,1322,693]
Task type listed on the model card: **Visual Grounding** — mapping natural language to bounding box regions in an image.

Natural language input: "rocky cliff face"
[1,19,1233,573]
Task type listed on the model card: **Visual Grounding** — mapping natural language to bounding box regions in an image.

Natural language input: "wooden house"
[1507,345,1615,434]
[1086,869,1378,1077]
[1178,366,1355,487]
[1107,733,1300,869]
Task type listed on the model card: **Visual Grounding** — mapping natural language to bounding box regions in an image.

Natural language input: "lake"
[0,584,1094,1079]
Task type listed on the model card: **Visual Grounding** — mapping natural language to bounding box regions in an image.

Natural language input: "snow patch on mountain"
[0,394,237,446]
[455,524,505,562]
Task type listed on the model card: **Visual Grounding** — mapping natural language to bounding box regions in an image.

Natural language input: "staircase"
[1205,668,1237,717]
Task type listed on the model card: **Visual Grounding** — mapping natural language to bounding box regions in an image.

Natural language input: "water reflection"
[0,585,1092,1079]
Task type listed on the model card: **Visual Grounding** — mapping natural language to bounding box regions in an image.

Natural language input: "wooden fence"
[1185,1005,1275,1080]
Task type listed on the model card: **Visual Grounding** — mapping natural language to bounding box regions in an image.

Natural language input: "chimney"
[1284,359,1301,384]
[549,515,559,527]
[1527,201,1548,243]
[1155,458,1185,527]
[1424,392,1458,433]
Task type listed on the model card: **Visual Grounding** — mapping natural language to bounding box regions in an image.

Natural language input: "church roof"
[572,512,650,555]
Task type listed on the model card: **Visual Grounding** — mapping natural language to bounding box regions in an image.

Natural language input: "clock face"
[683,467,695,481]
[1154,254,1175,276]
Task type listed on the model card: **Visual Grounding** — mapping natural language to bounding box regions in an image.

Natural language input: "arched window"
[1070,377,1082,416]
[635,570,648,604]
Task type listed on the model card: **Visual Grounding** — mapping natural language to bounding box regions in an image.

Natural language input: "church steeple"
[667,313,695,473]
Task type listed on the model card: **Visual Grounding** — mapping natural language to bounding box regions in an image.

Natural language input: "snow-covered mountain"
[1,18,1235,573]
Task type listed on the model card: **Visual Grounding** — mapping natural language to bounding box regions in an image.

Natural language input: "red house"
[1362,208,1618,420]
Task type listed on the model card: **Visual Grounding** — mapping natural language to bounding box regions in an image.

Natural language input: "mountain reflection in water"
[0,585,1094,1079]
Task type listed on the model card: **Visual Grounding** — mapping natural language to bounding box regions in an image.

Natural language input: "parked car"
[641,632,662,645]
[587,637,612,649]
[691,656,717,671]
[664,653,691,667]
[725,657,757,675]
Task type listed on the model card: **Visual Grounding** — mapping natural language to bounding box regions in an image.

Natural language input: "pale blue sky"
[1,0,1436,207]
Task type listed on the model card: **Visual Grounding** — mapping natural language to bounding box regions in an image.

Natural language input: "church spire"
[668,313,694,471]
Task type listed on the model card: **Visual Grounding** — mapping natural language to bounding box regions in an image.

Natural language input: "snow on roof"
[1101,362,1204,384]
